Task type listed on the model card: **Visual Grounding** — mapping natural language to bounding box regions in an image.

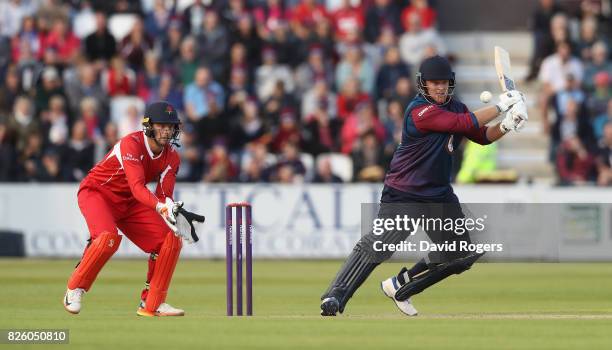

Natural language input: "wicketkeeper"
[320,56,528,316]
[63,101,203,317]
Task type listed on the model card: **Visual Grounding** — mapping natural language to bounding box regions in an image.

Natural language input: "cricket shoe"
[137,300,185,317]
[320,296,340,316]
[63,288,85,314]
[381,276,418,316]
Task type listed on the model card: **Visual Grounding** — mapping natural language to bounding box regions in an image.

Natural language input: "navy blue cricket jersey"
[383,95,492,200]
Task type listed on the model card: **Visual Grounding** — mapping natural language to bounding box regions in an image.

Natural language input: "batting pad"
[68,231,122,291]
[145,231,182,312]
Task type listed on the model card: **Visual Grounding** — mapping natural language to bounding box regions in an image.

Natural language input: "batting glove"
[508,100,529,131]
[499,101,529,133]
[496,90,525,113]
[500,112,514,133]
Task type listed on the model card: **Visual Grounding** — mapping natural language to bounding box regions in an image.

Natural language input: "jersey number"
[446,135,454,154]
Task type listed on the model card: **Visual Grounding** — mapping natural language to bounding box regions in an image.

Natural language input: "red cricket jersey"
[81,131,180,210]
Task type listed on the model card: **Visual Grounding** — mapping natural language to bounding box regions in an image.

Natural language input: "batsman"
[320,56,528,316]
[63,101,203,317]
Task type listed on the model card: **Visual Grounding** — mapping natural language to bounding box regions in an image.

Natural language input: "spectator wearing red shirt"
[253,0,289,40]
[11,16,41,62]
[340,102,385,154]
[40,18,80,64]
[78,97,101,141]
[103,57,135,97]
[271,110,301,153]
[204,143,239,182]
[331,0,364,41]
[337,77,370,120]
[401,0,437,31]
[556,136,596,185]
[290,0,329,32]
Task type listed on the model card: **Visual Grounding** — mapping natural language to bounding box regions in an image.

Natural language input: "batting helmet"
[416,55,456,105]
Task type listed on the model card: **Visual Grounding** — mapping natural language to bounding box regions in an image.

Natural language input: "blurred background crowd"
[531,0,612,186]
[0,0,610,186]
[0,0,438,184]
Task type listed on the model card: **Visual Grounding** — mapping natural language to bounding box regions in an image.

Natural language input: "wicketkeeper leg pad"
[67,231,122,291]
[144,231,182,313]
[140,253,158,302]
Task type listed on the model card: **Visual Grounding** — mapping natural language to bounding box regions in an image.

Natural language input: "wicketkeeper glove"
[175,207,205,244]
[156,198,204,244]
[156,197,183,232]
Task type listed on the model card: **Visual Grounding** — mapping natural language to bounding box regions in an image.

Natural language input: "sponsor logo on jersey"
[123,153,140,162]
[417,105,433,117]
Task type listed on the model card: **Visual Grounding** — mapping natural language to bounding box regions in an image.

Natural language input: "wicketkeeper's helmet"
[142,101,181,146]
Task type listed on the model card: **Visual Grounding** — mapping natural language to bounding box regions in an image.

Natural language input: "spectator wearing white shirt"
[0,0,37,38]
[398,12,446,68]
[335,44,375,95]
[539,41,584,134]
[539,41,584,94]
[118,104,142,137]
[255,47,294,101]
[301,79,337,122]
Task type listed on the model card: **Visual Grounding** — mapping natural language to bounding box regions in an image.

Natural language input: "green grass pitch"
[2,259,612,349]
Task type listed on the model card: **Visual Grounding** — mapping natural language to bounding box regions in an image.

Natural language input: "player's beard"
[154,130,172,147]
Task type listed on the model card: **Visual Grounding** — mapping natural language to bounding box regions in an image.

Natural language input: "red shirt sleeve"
[155,149,180,201]
[463,126,491,145]
[120,137,160,209]
[460,104,490,145]
[412,104,479,134]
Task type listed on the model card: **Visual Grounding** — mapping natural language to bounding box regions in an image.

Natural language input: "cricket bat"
[494,46,515,92]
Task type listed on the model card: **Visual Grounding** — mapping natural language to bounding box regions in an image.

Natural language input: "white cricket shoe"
[63,288,85,314]
[381,276,418,316]
[137,301,185,317]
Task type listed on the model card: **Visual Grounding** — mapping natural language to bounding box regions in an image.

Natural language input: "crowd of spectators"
[531,0,612,186]
[0,0,448,183]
